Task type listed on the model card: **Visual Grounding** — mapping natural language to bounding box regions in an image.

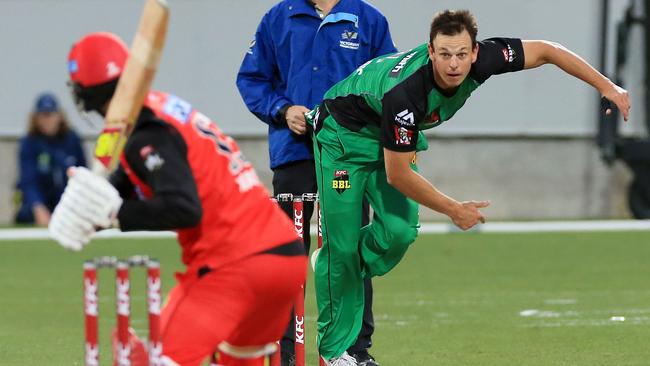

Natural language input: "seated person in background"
[14,92,86,226]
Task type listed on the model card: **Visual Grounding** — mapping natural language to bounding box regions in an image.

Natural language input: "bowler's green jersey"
[318,38,525,152]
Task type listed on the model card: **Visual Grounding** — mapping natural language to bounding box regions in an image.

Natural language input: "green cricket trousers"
[310,107,422,359]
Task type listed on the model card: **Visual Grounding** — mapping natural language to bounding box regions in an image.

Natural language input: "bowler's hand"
[285,105,310,135]
[602,84,630,121]
[450,200,490,231]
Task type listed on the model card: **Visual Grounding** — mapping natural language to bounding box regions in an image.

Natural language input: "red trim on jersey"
[119,154,153,199]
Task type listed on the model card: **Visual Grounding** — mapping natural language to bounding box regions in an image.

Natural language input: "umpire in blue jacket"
[236,1,396,365]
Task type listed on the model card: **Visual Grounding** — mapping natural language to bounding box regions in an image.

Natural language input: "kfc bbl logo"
[332,170,351,193]
[394,126,413,146]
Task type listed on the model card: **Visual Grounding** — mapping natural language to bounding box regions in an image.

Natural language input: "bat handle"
[92,159,110,178]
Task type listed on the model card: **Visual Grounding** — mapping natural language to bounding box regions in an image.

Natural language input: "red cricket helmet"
[67,32,129,112]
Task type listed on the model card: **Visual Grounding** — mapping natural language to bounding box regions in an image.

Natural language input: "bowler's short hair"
[429,10,478,47]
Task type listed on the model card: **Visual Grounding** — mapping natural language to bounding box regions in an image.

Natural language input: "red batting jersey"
[120,91,298,269]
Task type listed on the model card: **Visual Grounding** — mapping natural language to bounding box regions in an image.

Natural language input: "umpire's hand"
[285,105,311,135]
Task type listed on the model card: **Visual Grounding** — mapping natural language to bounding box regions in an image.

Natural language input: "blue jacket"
[15,132,86,222]
[236,0,397,169]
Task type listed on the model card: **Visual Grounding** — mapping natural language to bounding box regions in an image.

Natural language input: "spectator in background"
[236,1,396,365]
[14,92,86,226]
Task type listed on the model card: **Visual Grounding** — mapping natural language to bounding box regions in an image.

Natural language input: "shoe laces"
[354,350,373,361]
[329,352,358,366]
[353,350,379,366]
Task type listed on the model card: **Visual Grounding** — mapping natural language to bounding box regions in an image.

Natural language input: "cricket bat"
[93,0,170,177]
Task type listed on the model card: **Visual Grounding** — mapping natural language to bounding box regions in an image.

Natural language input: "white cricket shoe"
[325,352,358,366]
[311,248,321,270]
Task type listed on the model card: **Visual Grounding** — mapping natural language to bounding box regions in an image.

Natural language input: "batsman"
[50,31,307,366]
[306,9,631,365]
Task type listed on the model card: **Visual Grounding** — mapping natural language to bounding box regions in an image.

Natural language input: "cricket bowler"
[304,10,631,365]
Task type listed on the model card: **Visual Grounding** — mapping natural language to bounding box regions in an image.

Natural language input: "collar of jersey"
[427,59,462,98]
[287,0,360,21]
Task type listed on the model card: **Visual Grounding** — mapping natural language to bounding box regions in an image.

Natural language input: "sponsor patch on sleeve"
[139,145,154,158]
[502,44,514,63]
[144,153,165,172]
[394,126,414,146]
[139,145,165,172]
[395,109,415,126]
[163,95,192,123]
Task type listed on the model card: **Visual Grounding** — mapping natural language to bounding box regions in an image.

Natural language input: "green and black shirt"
[320,38,525,152]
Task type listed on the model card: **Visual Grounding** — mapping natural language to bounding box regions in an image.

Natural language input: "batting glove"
[49,167,123,251]
[64,167,123,228]
[49,200,95,251]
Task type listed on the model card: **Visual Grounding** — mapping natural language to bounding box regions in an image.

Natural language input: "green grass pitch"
[0,231,649,365]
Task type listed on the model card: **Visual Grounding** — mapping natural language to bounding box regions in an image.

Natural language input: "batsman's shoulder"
[134,108,167,132]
